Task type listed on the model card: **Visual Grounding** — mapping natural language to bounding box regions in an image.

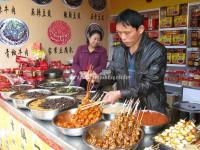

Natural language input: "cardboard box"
[159,34,172,45]
[172,34,186,45]
[174,15,187,27]
[160,17,173,28]
[167,4,180,16]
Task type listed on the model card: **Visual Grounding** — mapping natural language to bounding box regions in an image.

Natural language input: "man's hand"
[102,91,121,104]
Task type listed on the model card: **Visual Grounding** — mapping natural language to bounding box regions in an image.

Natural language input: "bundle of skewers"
[86,99,144,149]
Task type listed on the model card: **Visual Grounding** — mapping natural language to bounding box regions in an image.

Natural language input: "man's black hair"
[115,9,144,29]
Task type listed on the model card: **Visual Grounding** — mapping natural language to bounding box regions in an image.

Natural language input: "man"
[90,9,167,114]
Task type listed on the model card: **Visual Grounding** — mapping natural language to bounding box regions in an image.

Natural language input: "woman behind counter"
[72,25,107,89]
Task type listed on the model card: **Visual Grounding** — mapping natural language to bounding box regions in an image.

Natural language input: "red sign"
[48,20,71,45]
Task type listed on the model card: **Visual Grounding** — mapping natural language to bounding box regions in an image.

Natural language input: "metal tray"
[10,89,52,109]
[82,120,144,150]
[0,91,15,101]
[11,84,34,91]
[139,110,169,135]
[55,86,84,96]
[52,108,100,136]
[38,81,68,89]
[27,95,77,121]
[102,103,124,120]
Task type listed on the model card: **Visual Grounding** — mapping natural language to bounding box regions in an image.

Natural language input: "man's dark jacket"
[99,33,167,114]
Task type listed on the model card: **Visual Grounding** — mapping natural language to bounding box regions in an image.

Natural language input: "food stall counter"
[0,99,90,150]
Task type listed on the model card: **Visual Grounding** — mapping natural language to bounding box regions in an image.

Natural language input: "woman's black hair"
[86,30,103,44]
[115,9,144,29]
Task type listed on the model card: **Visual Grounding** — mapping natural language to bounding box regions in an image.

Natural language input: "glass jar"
[194,71,200,80]
[35,67,44,76]
[36,76,45,84]
[25,77,37,85]
[187,58,194,66]
[23,67,34,78]
[14,68,23,76]
[176,49,186,64]
[167,49,172,64]
[191,37,198,47]
[194,59,200,67]
[4,68,11,74]
[188,78,194,87]
[182,78,188,86]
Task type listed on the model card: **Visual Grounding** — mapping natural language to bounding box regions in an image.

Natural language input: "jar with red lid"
[0,82,11,91]
[36,76,45,84]
[194,59,200,67]
[182,78,188,86]
[188,70,195,78]
[4,68,11,74]
[188,78,195,87]
[176,49,186,64]
[194,71,200,80]
[192,79,200,87]
[35,67,44,76]
[63,66,71,81]
[25,77,37,85]
[167,49,172,64]
[39,60,48,68]
[23,67,35,78]
[0,69,3,74]
[14,68,23,76]
[187,58,194,66]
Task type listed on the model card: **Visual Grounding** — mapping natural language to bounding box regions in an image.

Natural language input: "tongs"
[80,92,106,110]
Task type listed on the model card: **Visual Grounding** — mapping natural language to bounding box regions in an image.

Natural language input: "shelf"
[139,8,160,13]
[187,47,199,51]
[167,64,186,67]
[164,82,183,88]
[146,30,159,32]
[188,27,200,30]
[165,46,187,49]
[160,27,187,31]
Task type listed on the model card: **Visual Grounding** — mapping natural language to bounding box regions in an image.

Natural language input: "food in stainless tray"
[135,110,169,134]
[56,86,84,96]
[28,97,75,110]
[39,81,67,89]
[85,100,143,149]
[54,96,102,128]
[136,110,169,126]
[11,84,34,92]
[154,119,199,149]
[103,103,123,114]
[58,87,79,93]
[11,89,51,100]
[86,112,142,149]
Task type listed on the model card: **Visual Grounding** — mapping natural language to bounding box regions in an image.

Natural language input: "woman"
[72,25,107,89]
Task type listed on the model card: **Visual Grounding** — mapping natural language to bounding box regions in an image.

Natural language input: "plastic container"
[23,67,35,78]
[35,67,44,76]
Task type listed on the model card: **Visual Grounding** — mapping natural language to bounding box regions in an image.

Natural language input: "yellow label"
[0,107,52,150]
